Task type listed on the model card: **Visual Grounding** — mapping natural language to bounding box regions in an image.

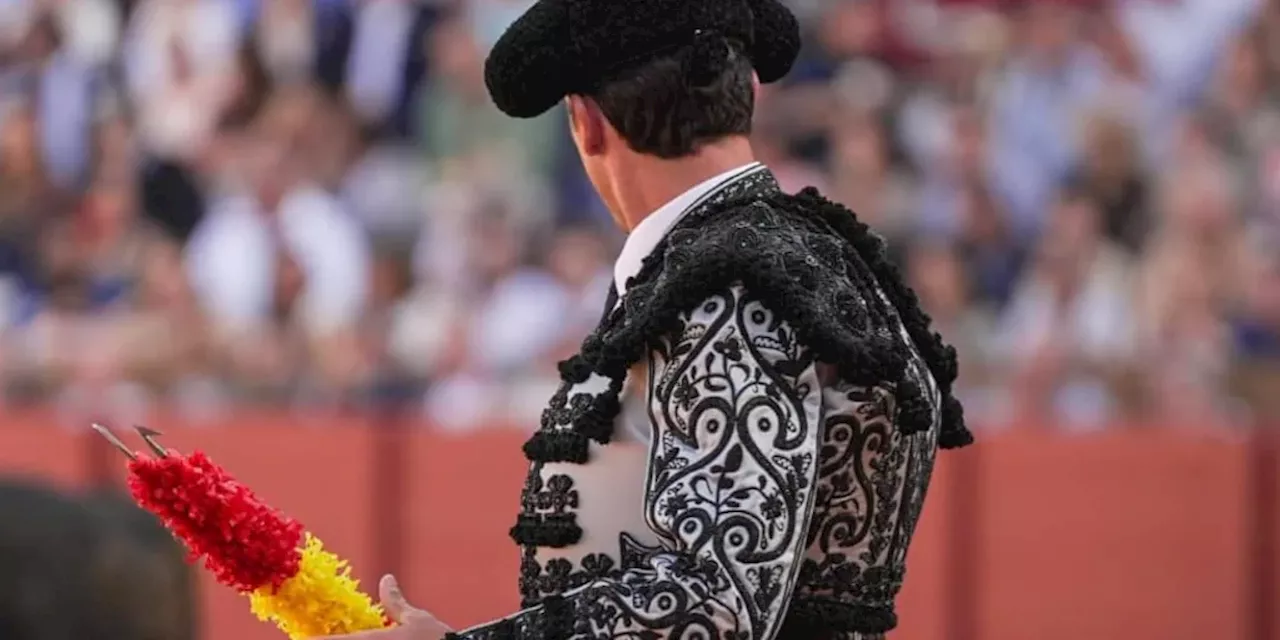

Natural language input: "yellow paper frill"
[249,533,389,639]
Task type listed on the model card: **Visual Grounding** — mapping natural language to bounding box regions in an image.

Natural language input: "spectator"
[253,0,315,88]
[985,0,1108,237]
[950,180,1027,312]
[1070,106,1152,255]
[907,239,1000,423]
[994,187,1137,429]
[1229,228,1280,419]
[0,0,1275,430]
[826,107,918,249]
[0,103,60,302]
[5,175,171,414]
[21,11,101,191]
[1135,160,1245,425]
[416,14,560,183]
[344,0,437,138]
[186,99,371,400]
[123,0,239,162]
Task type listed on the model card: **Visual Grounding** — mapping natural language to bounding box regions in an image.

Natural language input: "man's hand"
[318,575,453,639]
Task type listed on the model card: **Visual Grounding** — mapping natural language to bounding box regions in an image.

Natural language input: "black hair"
[81,490,198,640]
[0,482,197,640]
[590,35,755,159]
[0,480,98,640]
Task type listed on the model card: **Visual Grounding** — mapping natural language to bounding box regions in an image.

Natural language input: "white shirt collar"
[613,162,764,296]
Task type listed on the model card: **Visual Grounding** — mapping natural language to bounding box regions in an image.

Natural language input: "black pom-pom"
[576,391,623,444]
[781,599,899,636]
[897,379,933,435]
[939,396,974,449]
[509,514,583,548]
[556,355,593,384]
[745,0,801,82]
[539,595,576,638]
[523,431,590,464]
[940,426,974,449]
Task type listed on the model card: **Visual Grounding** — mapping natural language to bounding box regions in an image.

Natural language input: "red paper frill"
[127,451,305,593]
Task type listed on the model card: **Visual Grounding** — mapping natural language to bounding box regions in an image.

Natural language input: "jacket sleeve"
[449,286,823,639]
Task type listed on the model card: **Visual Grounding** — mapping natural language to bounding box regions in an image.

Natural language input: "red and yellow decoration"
[93,425,390,639]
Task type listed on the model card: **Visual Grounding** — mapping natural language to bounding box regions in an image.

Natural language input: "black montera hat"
[483,0,801,119]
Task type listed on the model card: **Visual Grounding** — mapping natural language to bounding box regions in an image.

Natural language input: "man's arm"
[452,286,823,639]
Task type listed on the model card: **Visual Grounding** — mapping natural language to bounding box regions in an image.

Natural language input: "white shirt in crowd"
[185,186,372,338]
[345,0,414,123]
[122,0,239,157]
[122,0,239,96]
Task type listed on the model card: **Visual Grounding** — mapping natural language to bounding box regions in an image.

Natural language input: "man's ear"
[566,95,606,156]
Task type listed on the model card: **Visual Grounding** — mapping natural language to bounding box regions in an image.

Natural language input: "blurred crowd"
[0,0,1278,432]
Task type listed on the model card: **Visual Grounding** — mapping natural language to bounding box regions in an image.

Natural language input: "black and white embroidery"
[454,172,972,640]
[460,288,822,639]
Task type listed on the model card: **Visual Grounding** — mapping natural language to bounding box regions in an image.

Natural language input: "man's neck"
[611,138,756,231]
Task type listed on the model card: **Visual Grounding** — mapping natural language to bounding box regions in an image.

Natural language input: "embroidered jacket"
[447,169,972,640]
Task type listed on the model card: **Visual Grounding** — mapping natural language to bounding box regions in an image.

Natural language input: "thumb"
[378,574,419,624]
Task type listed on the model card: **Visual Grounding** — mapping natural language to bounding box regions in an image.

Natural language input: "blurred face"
[1023,3,1077,64]
[1038,195,1100,284]
[817,1,879,58]
[257,0,314,82]
[1174,116,1215,165]
[141,243,190,308]
[1259,270,1280,325]
[1084,115,1135,180]
[1052,197,1100,251]
[832,112,886,176]
[431,19,483,89]
[21,17,59,61]
[1219,33,1263,105]
[300,99,357,187]
[370,257,407,307]
[468,215,520,279]
[1162,170,1235,234]
[948,105,985,176]
[0,109,39,179]
[956,184,1004,245]
[82,182,136,233]
[96,116,134,167]
[909,243,967,318]
[246,139,295,209]
[547,230,606,288]
[1241,246,1280,324]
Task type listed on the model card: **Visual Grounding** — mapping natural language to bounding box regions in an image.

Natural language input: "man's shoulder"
[656,190,856,286]
[615,190,868,328]
[600,188,904,391]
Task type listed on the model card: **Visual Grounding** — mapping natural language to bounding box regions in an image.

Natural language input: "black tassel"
[780,599,898,636]
[539,595,576,640]
[509,514,582,548]
[575,388,623,445]
[556,355,593,384]
[896,378,933,435]
[938,395,973,449]
[523,431,590,464]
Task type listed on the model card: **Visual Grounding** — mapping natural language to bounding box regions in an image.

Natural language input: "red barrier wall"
[0,413,1273,640]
